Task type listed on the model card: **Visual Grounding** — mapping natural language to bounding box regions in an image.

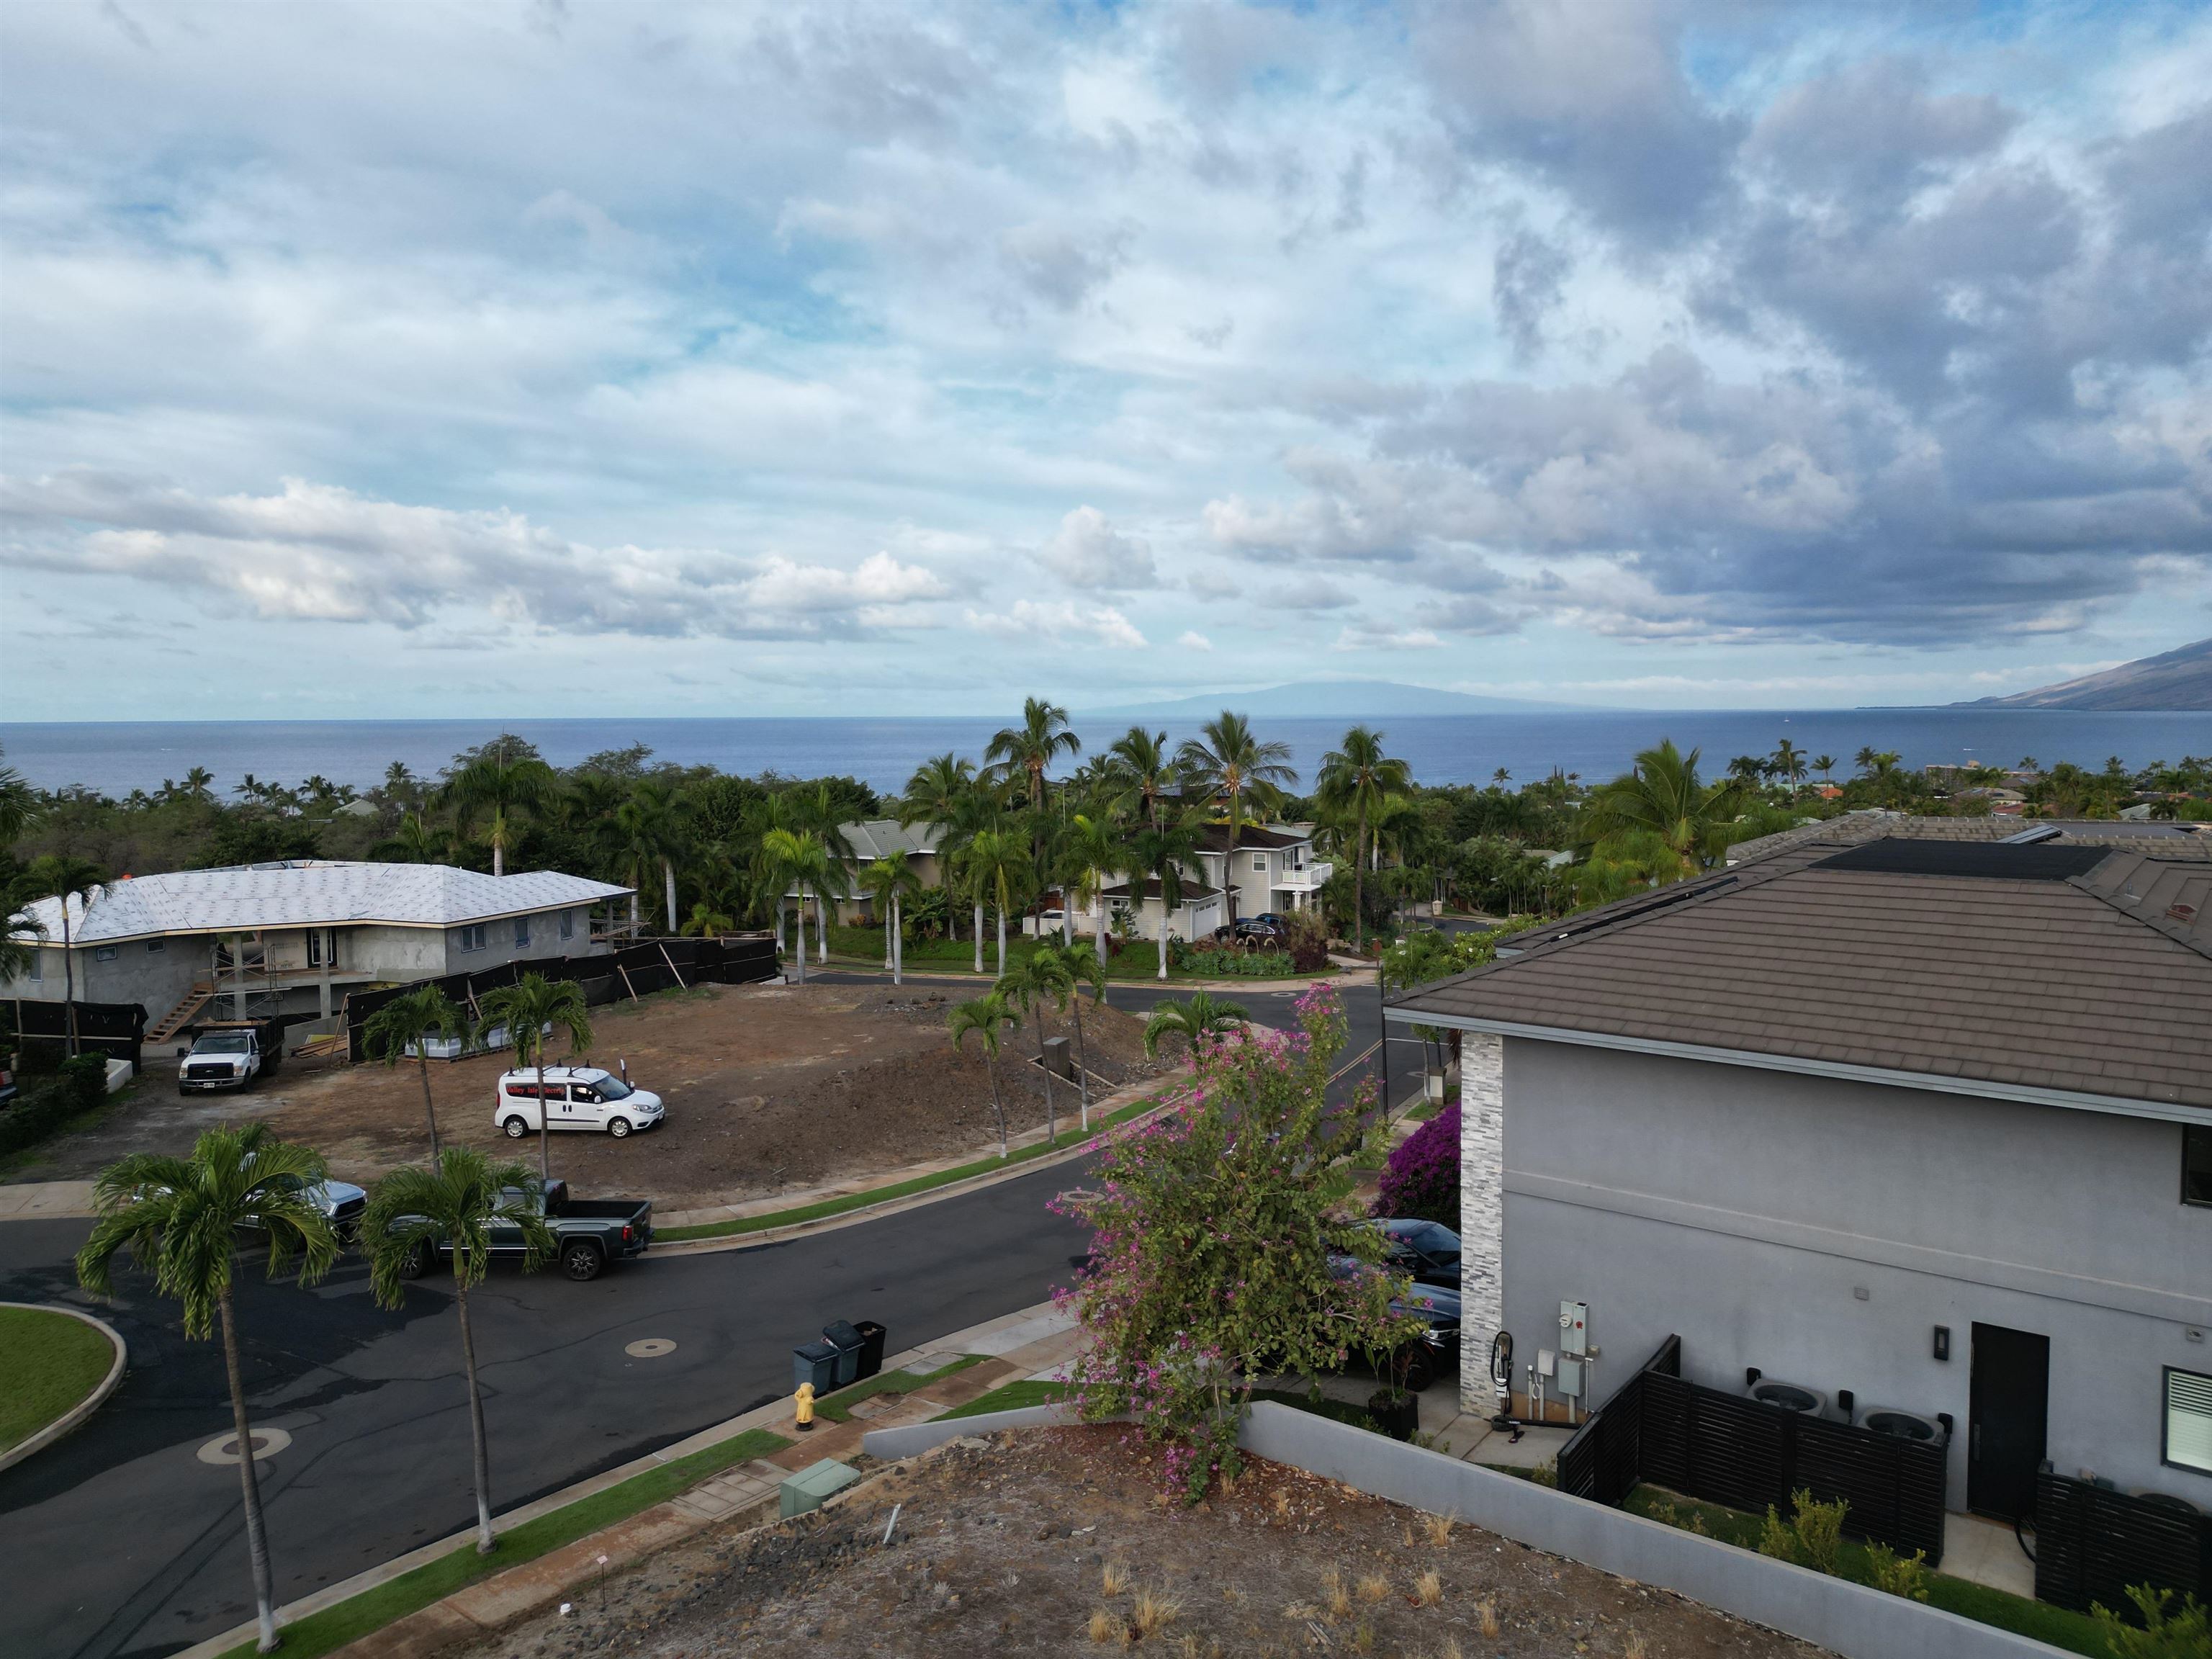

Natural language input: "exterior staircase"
[148,981,217,1045]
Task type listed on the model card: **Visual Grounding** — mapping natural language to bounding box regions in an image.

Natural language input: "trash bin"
[821,1321,863,1389]
[853,1320,886,1382]
[792,1339,839,1395]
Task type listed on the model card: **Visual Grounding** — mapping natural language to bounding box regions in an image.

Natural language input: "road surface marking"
[197,1426,291,1465]
[625,1338,678,1358]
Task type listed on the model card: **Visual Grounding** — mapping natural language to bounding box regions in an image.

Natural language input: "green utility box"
[779,1457,862,1520]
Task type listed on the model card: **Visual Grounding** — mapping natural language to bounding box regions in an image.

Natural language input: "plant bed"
[447,1425,1827,1659]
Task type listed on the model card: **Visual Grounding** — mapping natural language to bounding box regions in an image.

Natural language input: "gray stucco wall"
[1493,1038,2212,1505]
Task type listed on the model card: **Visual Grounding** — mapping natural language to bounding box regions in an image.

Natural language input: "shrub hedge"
[0,1054,112,1159]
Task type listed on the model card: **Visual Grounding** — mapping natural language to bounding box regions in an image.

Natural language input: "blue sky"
[2,0,2208,719]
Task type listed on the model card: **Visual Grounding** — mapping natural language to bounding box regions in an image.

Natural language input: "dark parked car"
[397,1179,652,1282]
[1372,1218,1461,1287]
[1326,1252,1460,1392]
[1231,917,1287,943]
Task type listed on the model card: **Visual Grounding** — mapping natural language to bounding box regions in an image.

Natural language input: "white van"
[495,1067,665,1139]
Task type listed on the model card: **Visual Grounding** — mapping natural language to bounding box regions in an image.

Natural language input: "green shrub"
[1758,1488,1848,1576]
[1863,1542,1932,1602]
[2093,1586,2212,1659]
[0,1054,113,1159]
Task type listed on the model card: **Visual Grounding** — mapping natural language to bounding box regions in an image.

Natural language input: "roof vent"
[2000,823,2064,845]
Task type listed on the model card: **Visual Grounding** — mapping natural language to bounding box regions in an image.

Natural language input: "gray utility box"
[1042,1036,1074,1079]
[780,1458,862,1519]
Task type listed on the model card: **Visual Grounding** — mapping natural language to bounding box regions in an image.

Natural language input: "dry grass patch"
[1413,1567,1444,1606]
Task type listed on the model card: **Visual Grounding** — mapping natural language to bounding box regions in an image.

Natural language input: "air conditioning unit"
[1854,1406,1945,1442]
[1746,1378,1831,1418]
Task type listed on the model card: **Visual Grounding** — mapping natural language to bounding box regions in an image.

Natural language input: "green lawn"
[822,926,1334,984]
[655,1088,1177,1243]
[0,1307,117,1452]
[1622,1485,2110,1657]
[813,1355,986,1423]
[939,1378,1072,1420]
[210,1427,788,1659]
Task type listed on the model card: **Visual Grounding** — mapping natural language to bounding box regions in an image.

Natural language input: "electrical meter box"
[1559,1300,1588,1357]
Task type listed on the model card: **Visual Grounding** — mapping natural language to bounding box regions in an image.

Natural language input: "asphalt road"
[0,974,1429,1659]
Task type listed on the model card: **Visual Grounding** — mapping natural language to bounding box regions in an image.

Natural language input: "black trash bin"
[793,1339,840,1395]
[853,1320,886,1382]
[821,1321,863,1388]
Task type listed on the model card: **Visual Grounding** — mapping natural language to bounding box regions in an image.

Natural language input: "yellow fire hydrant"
[794,1381,816,1432]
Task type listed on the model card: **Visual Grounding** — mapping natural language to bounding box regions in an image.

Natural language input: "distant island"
[1086,679,1591,719]
[1958,637,2212,711]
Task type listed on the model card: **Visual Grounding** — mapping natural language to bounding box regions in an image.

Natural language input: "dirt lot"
[8,984,1171,1209]
[464,1426,1825,1659]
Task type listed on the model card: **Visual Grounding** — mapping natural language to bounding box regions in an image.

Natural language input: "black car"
[1231,917,1287,943]
[1326,1252,1460,1392]
[1372,1218,1461,1288]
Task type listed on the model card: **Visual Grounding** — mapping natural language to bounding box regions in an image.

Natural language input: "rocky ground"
[461,1426,1827,1659]
[8,982,1169,1207]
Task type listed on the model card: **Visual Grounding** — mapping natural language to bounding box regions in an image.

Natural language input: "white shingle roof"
[9,861,631,945]
[840,819,945,860]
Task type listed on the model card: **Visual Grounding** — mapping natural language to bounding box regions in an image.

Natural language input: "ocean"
[3,710,2206,799]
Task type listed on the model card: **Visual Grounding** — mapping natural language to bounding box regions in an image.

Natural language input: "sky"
[1,0,2209,720]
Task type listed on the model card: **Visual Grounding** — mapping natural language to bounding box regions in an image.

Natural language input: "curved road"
[0,976,1419,1659]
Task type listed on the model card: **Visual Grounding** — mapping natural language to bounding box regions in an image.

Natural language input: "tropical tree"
[680,902,734,937]
[1812,754,1837,785]
[1771,738,1807,798]
[757,828,836,984]
[856,848,923,984]
[1141,989,1249,1058]
[984,696,1081,811]
[477,974,593,1182]
[1107,726,1180,829]
[948,991,1022,1159]
[27,854,106,1056]
[361,1148,554,1557]
[1178,711,1298,860]
[441,742,556,878]
[76,1125,342,1653]
[961,825,1032,978]
[0,749,40,843]
[1580,739,1745,879]
[369,812,448,865]
[1033,939,1105,1129]
[1062,811,1125,968]
[612,778,693,935]
[1315,727,1411,950]
[1126,809,1205,981]
[999,947,1076,1142]
[361,984,472,1159]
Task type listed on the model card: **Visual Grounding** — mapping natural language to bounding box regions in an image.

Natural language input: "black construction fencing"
[343,935,778,1061]
[2033,1468,2212,1618]
[1556,1334,1948,1566]
[8,998,148,1072]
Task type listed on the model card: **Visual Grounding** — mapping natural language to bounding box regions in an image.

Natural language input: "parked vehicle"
[494,1066,664,1138]
[1327,1253,1460,1391]
[0,1056,17,1107]
[397,1179,651,1282]
[258,1174,366,1242]
[1371,1218,1461,1287]
[178,1020,283,1093]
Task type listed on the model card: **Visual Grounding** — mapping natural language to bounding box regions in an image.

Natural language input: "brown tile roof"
[1195,823,1311,853]
[1725,811,2212,869]
[1394,840,2212,1114]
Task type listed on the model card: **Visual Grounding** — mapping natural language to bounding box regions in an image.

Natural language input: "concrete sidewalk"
[0,1180,96,1220]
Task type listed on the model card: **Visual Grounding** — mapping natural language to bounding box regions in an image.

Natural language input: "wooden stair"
[148,983,216,1044]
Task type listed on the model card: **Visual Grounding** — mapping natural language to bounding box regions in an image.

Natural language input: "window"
[1250,853,1267,873]
[514,917,531,948]
[2188,1126,2212,1208]
[146,939,164,954]
[2166,1367,2212,1476]
[559,909,575,942]
[94,945,118,962]
[457,924,488,953]
[25,950,40,981]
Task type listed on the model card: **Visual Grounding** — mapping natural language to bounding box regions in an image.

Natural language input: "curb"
[0,1301,127,1472]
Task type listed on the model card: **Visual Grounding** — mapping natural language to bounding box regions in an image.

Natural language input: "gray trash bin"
[821,1320,863,1388]
[793,1339,840,1395]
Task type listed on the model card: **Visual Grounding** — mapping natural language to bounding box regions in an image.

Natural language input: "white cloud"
[1037,505,1158,590]
[964,599,1148,648]
[1334,621,1443,652]
[1174,629,1213,651]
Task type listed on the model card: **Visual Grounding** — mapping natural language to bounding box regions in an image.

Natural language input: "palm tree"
[76,1125,341,1653]
[1491,767,1511,787]
[1853,745,1880,777]
[1812,754,1837,786]
[1126,807,1205,981]
[1581,739,1745,879]
[441,741,556,878]
[361,1148,554,1557]
[938,788,1004,972]
[1026,939,1104,1130]
[1315,727,1411,950]
[30,854,106,1057]
[680,902,735,937]
[1178,711,1298,869]
[856,849,923,984]
[369,812,447,865]
[984,696,1081,811]
[948,991,1022,1159]
[1062,811,1125,968]
[900,752,979,951]
[477,974,593,1183]
[758,828,836,984]
[961,827,1031,978]
[1106,726,1179,829]
[361,984,472,1159]
[612,778,692,936]
[1771,738,1807,798]
[1141,989,1249,1059]
[0,749,40,842]
[783,783,859,956]
[999,948,1075,1143]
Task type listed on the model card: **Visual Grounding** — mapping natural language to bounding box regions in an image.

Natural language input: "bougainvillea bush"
[1373,1102,1460,1224]
[1053,984,1421,1502]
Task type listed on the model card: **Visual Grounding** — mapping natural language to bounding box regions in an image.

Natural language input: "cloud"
[1491,228,1572,364]
[0,471,948,639]
[963,599,1147,648]
[1334,620,1442,652]
[998,222,1132,313]
[1174,629,1212,651]
[1038,505,1157,590]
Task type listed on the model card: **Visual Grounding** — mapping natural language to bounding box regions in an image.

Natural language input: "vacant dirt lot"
[464,1426,1825,1658]
[9,984,1170,1208]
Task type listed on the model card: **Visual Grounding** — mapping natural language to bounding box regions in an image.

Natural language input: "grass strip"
[1623,1485,2107,1658]
[210,1427,789,1659]
[814,1355,987,1424]
[657,1090,1177,1243]
[0,1308,117,1452]
[939,1378,1073,1420]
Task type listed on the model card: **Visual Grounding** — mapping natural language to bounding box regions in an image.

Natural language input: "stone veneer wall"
[1458,1032,1503,1414]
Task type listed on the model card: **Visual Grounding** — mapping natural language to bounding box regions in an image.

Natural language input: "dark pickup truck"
[399,1179,652,1282]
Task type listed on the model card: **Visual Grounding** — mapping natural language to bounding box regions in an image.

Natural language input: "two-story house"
[1390,835,2212,1522]
[6,860,631,1033]
[1190,824,1332,922]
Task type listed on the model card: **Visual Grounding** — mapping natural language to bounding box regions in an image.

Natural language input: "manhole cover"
[625,1338,678,1358]
[197,1426,292,1465]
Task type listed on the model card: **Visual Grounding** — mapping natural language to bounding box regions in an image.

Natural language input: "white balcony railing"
[1272,860,1333,889]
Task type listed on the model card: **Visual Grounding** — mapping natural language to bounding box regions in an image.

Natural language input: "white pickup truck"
[178,1021,282,1094]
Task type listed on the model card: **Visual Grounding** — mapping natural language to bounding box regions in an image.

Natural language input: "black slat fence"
[2033,1469,2212,1618]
